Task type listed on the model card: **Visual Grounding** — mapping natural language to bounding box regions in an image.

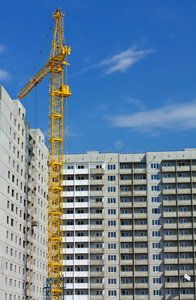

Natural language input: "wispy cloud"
[106,100,196,133]
[72,46,155,76]
[126,97,145,110]
[0,69,11,81]
[0,44,6,53]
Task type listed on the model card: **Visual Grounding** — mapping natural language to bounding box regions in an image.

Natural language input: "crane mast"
[18,8,71,300]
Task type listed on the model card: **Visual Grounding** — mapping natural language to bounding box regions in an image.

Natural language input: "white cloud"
[0,44,6,53]
[106,100,196,132]
[0,69,11,81]
[98,47,155,75]
[72,46,155,76]
[126,97,145,110]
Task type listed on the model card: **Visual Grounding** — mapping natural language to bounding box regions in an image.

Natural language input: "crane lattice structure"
[18,8,71,300]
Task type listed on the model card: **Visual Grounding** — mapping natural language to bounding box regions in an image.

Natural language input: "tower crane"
[18,8,71,300]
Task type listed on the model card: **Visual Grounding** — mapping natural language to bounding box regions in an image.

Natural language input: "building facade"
[64,150,196,300]
[0,86,48,300]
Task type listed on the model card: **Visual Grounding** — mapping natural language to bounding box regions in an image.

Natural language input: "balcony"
[120,259,133,265]
[90,191,104,197]
[163,200,176,206]
[179,258,193,264]
[90,248,104,254]
[164,282,179,288]
[90,168,104,174]
[119,180,132,185]
[179,234,192,241]
[135,259,148,265]
[90,236,104,242]
[178,188,191,194]
[134,248,148,254]
[90,202,103,208]
[135,283,148,289]
[120,191,132,197]
[90,259,104,265]
[134,271,148,277]
[120,236,133,242]
[164,258,178,264]
[162,189,176,195]
[163,223,177,229]
[75,168,89,174]
[134,225,147,230]
[120,225,133,230]
[120,271,133,277]
[120,248,133,254]
[120,213,133,219]
[133,168,146,174]
[162,166,176,172]
[90,271,104,277]
[121,283,133,289]
[178,222,192,229]
[134,213,147,219]
[120,168,132,174]
[163,211,177,218]
[177,166,190,172]
[90,179,104,185]
[75,236,89,242]
[134,202,147,208]
[120,202,133,208]
[177,177,191,183]
[75,179,89,186]
[164,270,178,276]
[133,179,147,185]
[75,225,89,231]
[133,190,147,197]
[178,211,192,217]
[90,225,103,231]
[162,177,176,184]
[179,246,193,252]
[164,246,178,253]
[134,236,148,242]
[75,213,89,219]
[90,213,104,219]
[90,296,103,300]
[90,283,104,289]
[164,235,177,241]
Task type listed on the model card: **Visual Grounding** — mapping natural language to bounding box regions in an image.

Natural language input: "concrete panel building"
[0,86,48,300]
[63,150,196,300]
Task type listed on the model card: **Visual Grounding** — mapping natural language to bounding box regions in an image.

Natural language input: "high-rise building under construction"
[63,149,196,300]
[0,86,48,300]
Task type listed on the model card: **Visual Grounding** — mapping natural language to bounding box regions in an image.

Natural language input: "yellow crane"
[18,8,70,300]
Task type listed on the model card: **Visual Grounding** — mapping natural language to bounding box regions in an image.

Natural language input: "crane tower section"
[48,8,71,300]
[18,8,71,300]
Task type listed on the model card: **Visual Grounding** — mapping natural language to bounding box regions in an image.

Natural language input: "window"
[152,220,161,226]
[108,290,117,296]
[108,267,116,273]
[108,209,116,215]
[152,208,160,214]
[108,221,116,226]
[140,198,146,202]
[153,266,161,272]
[108,279,116,284]
[108,187,116,192]
[108,244,116,250]
[108,198,116,204]
[167,290,174,295]
[151,197,160,202]
[151,186,160,191]
[141,266,148,271]
[152,231,160,237]
[153,254,161,260]
[108,255,116,261]
[152,243,161,249]
[151,163,160,169]
[153,290,161,296]
[108,165,116,170]
[108,232,116,238]
[108,176,116,181]
[151,175,159,180]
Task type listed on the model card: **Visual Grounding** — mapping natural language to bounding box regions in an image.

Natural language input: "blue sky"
[1,0,196,154]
